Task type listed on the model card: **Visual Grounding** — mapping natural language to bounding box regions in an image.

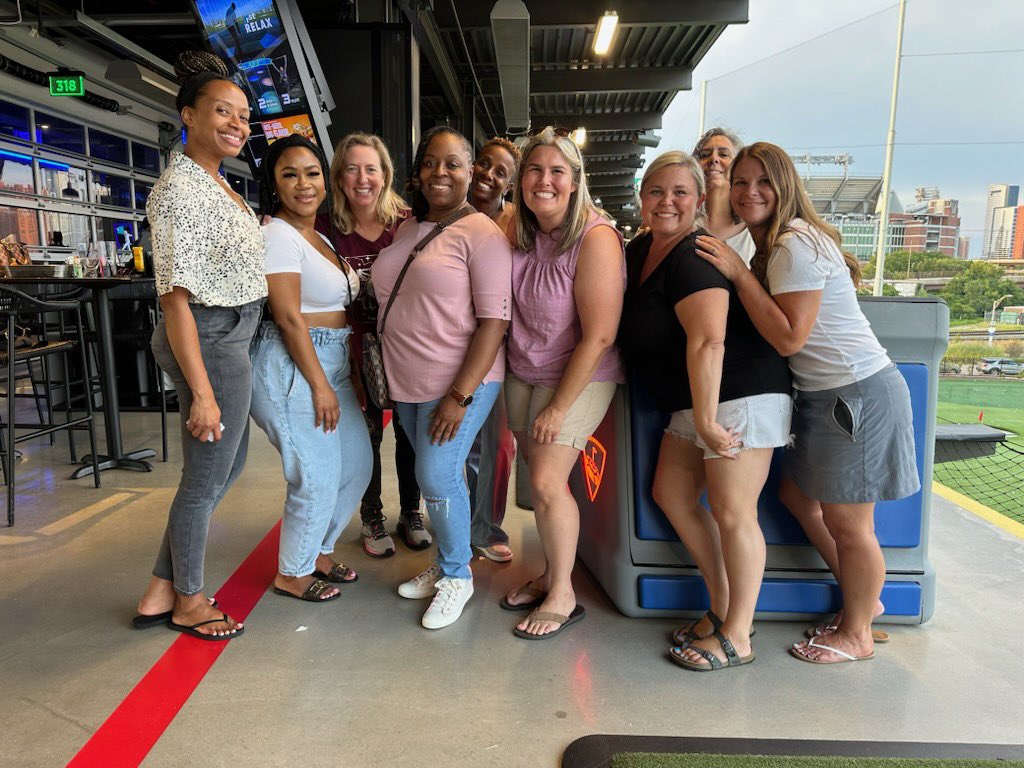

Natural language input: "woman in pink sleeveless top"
[502,126,627,640]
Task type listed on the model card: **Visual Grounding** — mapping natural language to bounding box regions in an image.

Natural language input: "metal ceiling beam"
[535,112,662,131]
[435,0,748,28]
[399,1,462,115]
[72,11,177,81]
[582,141,642,157]
[530,66,692,94]
[595,194,638,204]
[586,158,643,173]
[90,14,195,26]
[588,174,637,188]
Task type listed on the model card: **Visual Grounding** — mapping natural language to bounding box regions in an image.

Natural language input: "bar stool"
[0,285,101,526]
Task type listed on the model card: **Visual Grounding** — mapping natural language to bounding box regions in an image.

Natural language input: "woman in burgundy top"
[315,132,427,559]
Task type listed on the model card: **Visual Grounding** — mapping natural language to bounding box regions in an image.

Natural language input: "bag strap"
[378,206,475,336]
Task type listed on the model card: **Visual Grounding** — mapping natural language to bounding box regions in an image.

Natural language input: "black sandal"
[273,579,341,603]
[669,629,755,671]
[314,562,358,584]
[670,609,723,647]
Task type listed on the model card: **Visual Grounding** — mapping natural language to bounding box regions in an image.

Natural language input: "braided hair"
[405,125,473,222]
[258,134,334,219]
[174,51,233,117]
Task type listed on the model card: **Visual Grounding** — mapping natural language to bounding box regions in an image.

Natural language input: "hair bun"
[174,51,229,81]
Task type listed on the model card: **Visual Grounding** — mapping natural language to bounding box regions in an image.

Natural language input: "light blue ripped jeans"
[395,382,501,579]
[250,323,372,576]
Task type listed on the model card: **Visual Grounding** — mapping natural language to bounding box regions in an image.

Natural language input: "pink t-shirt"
[508,212,626,387]
[371,211,512,403]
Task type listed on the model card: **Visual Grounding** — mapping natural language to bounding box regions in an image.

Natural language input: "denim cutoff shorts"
[666,391,792,460]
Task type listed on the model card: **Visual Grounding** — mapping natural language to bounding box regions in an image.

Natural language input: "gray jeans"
[150,300,263,595]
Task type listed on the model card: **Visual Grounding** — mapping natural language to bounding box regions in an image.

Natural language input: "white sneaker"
[421,576,474,630]
[397,563,442,599]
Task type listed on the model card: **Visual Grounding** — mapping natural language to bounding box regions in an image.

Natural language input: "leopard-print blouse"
[147,152,268,307]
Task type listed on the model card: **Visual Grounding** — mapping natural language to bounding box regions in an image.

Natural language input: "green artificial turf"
[935,377,1024,522]
[610,754,1024,768]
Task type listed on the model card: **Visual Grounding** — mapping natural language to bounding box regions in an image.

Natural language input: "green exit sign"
[49,72,85,97]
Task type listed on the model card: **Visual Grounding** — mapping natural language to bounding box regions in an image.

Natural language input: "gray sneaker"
[361,512,396,558]
[397,509,432,550]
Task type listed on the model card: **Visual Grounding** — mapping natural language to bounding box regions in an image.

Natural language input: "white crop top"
[263,218,360,312]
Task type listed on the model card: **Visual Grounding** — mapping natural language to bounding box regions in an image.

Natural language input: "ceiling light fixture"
[593,11,618,56]
[571,126,587,147]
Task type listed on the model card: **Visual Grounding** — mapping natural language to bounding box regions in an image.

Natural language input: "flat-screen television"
[190,0,329,171]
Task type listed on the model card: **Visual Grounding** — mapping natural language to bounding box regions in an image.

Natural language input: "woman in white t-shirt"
[250,135,372,603]
[696,142,919,665]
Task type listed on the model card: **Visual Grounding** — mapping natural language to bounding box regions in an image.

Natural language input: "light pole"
[989,293,1013,346]
[873,0,908,296]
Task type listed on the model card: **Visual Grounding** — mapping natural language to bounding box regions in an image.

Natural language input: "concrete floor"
[1,411,1023,767]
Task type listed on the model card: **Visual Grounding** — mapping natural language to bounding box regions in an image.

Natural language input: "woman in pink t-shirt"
[501,127,626,640]
[370,127,511,630]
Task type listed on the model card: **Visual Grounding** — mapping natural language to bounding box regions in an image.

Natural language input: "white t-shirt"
[726,227,756,266]
[263,218,360,313]
[766,219,890,391]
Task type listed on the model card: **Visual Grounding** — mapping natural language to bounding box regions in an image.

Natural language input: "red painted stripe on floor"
[67,521,282,768]
[383,408,392,429]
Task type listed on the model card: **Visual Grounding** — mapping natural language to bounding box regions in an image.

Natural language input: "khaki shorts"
[505,373,617,450]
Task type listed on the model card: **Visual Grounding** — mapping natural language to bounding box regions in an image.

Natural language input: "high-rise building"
[957,235,970,259]
[983,184,1019,258]
[1011,208,1024,260]
[991,205,1019,259]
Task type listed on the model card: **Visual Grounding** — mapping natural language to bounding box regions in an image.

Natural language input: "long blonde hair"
[329,132,409,235]
[733,142,861,286]
[513,126,611,254]
[638,150,707,230]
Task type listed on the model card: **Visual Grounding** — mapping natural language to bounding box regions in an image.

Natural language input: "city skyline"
[647,0,1024,258]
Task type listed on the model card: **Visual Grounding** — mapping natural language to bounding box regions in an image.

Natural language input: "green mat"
[611,755,1024,768]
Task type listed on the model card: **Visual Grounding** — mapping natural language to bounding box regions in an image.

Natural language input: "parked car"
[978,357,1024,375]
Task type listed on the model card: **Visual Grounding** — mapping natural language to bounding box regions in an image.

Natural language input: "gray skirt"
[783,364,920,504]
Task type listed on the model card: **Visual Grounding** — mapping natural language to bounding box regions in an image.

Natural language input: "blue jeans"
[395,382,500,579]
[150,300,263,595]
[466,387,515,547]
[250,323,372,576]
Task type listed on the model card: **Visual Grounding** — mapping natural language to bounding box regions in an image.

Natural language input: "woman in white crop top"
[250,135,372,603]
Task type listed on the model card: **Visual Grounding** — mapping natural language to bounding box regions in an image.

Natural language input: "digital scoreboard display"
[191,0,322,170]
[49,72,85,97]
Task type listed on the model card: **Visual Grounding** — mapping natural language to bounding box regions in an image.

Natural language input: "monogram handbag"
[362,206,474,409]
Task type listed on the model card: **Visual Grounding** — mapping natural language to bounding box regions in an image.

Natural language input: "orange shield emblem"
[582,436,607,502]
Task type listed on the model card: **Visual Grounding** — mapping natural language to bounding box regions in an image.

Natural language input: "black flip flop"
[272,579,341,603]
[133,599,218,629]
[513,605,586,640]
[500,581,547,612]
[168,612,244,641]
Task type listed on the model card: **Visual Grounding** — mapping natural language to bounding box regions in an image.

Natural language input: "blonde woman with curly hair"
[315,133,427,559]
[501,127,625,640]
[697,142,919,665]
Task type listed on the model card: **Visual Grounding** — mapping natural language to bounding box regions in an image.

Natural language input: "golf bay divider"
[572,297,949,624]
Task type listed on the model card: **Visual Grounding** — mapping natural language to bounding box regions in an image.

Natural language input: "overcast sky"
[649,0,1024,256]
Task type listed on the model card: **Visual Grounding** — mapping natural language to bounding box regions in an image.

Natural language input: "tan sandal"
[512,605,586,640]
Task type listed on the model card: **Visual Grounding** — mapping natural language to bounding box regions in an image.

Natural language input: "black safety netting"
[933,430,1024,524]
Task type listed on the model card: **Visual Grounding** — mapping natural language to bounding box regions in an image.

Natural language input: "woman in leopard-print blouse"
[133,52,266,642]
